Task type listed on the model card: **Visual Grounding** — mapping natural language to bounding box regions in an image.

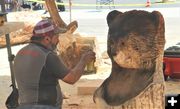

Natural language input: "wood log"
[95,54,165,109]
[0,34,31,48]
[0,22,24,36]
[45,0,67,28]
[45,0,78,32]
[94,10,165,109]
[0,22,33,48]
[95,76,165,109]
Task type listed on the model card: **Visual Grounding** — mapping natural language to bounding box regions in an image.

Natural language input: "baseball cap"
[32,19,66,38]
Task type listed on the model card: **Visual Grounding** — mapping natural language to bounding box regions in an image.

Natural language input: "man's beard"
[51,44,57,51]
[48,40,57,51]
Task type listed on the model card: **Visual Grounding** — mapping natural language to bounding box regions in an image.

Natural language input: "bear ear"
[107,10,123,27]
[151,11,164,31]
[151,11,165,50]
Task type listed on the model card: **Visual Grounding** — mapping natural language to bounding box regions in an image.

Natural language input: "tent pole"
[69,0,72,23]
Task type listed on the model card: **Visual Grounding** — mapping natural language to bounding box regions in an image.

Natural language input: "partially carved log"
[45,1,81,69]
[45,0,67,28]
[57,32,97,73]
[94,10,165,109]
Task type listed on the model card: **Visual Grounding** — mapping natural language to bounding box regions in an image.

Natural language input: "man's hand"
[81,50,96,64]
[62,50,95,84]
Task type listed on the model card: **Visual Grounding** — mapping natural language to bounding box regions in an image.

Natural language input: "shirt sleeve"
[46,52,69,79]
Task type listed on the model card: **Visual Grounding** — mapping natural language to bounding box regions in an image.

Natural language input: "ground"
[1,73,180,109]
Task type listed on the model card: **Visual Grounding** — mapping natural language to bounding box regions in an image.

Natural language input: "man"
[14,19,95,109]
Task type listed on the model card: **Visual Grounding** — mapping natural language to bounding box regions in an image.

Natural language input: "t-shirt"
[14,42,69,107]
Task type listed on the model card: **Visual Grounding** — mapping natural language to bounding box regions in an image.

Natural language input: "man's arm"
[62,51,95,84]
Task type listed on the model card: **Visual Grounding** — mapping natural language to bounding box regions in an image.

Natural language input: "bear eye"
[134,47,139,50]
[133,45,139,50]
[121,42,125,46]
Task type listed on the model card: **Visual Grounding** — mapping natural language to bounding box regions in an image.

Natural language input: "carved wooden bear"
[93,10,165,108]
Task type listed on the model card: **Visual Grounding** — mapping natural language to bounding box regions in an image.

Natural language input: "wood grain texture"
[0,22,24,36]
